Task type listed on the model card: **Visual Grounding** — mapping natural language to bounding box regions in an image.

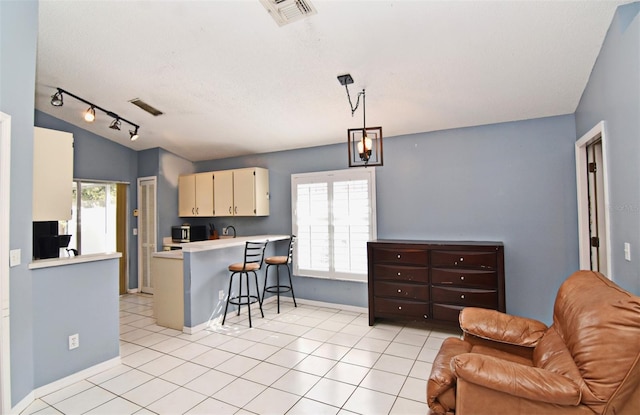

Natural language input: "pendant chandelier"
[338,74,383,167]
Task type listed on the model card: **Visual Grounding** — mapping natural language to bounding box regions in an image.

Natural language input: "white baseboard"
[10,391,35,415]
[35,357,121,398]
[292,297,368,314]
[10,357,120,414]
[127,288,139,294]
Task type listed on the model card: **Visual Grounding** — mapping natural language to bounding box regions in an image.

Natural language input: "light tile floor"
[23,294,460,414]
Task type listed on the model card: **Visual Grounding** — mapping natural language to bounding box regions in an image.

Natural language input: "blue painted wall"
[1,0,38,406]
[32,259,120,387]
[575,2,640,295]
[194,115,579,323]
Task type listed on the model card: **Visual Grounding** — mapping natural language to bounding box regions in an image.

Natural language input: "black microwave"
[172,225,207,243]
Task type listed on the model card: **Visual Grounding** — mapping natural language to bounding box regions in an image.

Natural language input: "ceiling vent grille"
[259,0,317,27]
[129,98,164,116]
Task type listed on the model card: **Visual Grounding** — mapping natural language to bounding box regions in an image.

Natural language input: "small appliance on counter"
[171,224,207,243]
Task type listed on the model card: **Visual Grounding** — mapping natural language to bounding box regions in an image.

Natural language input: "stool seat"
[265,256,287,265]
[228,262,260,272]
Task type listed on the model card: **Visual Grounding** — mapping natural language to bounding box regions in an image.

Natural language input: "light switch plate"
[9,249,21,267]
[624,242,631,261]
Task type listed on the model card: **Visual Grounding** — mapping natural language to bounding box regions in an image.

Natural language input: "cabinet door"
[213,170,233,216]
[233,168,256,216]
[195,172,214,216]
[33,127,74,221]
[178,175,196,217]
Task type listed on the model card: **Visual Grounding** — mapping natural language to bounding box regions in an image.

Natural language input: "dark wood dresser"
[367,240,505,326]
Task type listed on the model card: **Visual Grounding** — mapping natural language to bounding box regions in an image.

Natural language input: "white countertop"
[153,235,290,259]
[29,252,122,269]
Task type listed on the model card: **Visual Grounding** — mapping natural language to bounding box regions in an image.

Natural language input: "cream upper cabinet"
[33,127,74,221]
[212,167,269,217]
[212,170,233,216]
[178,172,214,217]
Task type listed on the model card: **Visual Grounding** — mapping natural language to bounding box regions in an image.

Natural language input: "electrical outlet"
[219,290,225,301]
[68,333,79,350]
[624,242,631,261]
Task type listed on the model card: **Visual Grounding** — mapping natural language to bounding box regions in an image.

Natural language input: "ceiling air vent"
[129,98,164,116]
[259,0,317,27]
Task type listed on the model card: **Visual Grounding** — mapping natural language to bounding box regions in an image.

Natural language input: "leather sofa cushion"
[552,271,640,411]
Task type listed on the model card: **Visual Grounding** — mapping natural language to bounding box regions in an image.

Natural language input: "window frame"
[291,168,377,282]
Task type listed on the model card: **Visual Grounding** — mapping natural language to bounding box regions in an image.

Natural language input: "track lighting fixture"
[84,106,96,122]
[338,74,383,167]
[50,90,63,107]
[109,118,121,130]
[129,127,139,141]
[49,88,141,140]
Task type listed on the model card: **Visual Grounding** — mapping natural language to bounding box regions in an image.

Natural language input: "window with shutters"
[291,168,377,282]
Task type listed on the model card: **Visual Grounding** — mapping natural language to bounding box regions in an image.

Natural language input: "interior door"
[586,140,607,273]
[138,177,157,294]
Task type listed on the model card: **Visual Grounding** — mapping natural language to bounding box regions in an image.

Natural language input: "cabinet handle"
[459,257,464,262]
[461,294,465,299]
[460,276,465,281]
[196,207,199,215]
[398,306,402,310]
[397,272,401,276]
[192,207,195,214]
[397,254,401,259]
[229,207,232,214]
[234,206,238,214]
[423,314,428,319]
[397,289,402,293]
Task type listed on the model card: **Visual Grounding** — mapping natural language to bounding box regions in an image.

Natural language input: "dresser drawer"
[374,281,430,301]
[431,250,497,269]
[432,303,465,322]
[431,286,497,308]
[374,264,428,283]
[431,268,497,289]
[374,298,430,319]
[373,248,428,266]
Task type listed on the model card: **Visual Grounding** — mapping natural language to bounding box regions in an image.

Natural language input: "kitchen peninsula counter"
[152,235,289,332]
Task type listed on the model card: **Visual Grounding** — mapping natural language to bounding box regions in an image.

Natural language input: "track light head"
[84,106,96,122]
[129,127,139,141]
[109,118,121,130]
[50,90,64,107]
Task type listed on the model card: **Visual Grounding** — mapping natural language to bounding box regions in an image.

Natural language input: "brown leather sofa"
[427,270,640,415]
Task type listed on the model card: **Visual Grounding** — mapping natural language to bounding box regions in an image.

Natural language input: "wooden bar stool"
[262,235,296,313]
[222,240,268,328]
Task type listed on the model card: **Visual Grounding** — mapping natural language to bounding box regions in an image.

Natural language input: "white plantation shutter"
[292,169,376,282]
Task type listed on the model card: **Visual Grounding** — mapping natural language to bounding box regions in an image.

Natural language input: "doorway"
[137,177,157,294]
[576,121,611,278]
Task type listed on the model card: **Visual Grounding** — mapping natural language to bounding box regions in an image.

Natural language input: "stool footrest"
[264,285,293,294]
[228,295,261,307]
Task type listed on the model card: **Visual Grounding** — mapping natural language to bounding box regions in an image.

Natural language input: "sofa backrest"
[552,270,640,413]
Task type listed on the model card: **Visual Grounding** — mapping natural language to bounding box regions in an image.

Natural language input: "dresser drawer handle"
[397,272,401,276]
[397,254,401,259]
[423,314,428,319]
[397,289,402,293]
[460,276,465,281]
[459,257,464,262]
[398,306,402,310]
[461,294,465,299]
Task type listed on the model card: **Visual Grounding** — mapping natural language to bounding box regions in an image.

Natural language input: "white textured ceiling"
[35,0,629,162]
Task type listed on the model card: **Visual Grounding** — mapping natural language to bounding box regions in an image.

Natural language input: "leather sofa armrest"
[459,307,548,347]
[452,353,581,406]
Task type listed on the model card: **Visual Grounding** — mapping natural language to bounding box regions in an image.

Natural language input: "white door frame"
[137,176,157,293]
[0,112,13,412]
[575,121,612,279]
